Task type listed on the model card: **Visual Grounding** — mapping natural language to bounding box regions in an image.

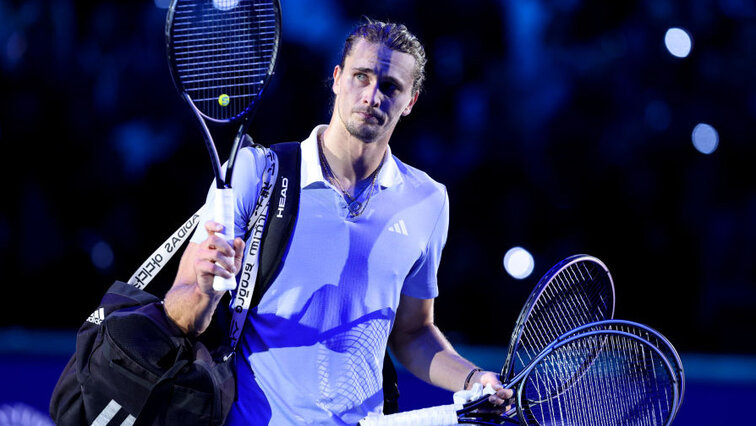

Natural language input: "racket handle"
[212,187,237,292]
[358,404,462,426]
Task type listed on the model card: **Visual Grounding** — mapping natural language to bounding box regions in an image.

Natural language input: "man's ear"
[402,90,420,116]
[332,65,342,95]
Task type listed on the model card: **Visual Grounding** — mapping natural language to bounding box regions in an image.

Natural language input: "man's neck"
[319,123,389,191]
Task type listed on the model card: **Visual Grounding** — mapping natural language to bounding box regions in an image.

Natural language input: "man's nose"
[361,84,381,107]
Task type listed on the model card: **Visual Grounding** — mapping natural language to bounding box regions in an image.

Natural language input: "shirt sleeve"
[190,146,268,244]
[400,187,449,299]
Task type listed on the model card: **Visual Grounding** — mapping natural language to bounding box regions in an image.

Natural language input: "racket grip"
[212,187,237,292]
[358,404,462,426]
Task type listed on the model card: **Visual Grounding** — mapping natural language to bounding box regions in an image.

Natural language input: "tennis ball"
[218,94,230,107]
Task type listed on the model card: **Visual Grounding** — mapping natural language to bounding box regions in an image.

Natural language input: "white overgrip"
[212,187,237,292]
[358,404,462,426]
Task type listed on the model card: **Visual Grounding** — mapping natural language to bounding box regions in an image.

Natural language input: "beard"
[338,104,388,143]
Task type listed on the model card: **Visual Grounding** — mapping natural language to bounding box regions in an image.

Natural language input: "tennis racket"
[560,319,685,421]
[360,329,680,426]
[166,0,281,291]
[501,254,616,383]
[447,254,616,422]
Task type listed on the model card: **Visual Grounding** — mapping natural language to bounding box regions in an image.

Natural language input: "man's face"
[332,39,419,143]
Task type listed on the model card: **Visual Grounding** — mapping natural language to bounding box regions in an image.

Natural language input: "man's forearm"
[163,282,224,336]
[390,324,478,392]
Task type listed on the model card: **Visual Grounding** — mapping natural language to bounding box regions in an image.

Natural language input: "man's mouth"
[356,110,382,123]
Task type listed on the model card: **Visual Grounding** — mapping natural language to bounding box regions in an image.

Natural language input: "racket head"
[501,254,615,382]
[515,329,679,426]
[561,319,686,420]
[166,0,282,123]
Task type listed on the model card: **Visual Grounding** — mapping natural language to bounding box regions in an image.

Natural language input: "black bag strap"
[253,141,301,306]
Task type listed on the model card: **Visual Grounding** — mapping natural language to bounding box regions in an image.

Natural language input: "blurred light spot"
[644,100,671,131]
[213,0,239,10]
[434,37,464,85]
[503,247,535,280]
[456,85,487,133]
[665,27,692,58]
[153,0,171,8]
[113,120,178,179]
[691,123,719,154]
[719,0,756,19]
[5,32,28,68]
[91,241,114,270]
[0,402,55,426]
[282,0,346,56]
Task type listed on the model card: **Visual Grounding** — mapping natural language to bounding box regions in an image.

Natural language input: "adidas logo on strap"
[86,307,105,325]
[388,219,408,236]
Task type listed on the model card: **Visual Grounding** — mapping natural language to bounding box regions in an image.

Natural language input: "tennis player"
[164,18,512,425]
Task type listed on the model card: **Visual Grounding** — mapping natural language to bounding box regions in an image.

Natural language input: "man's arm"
[388,293,512,405]
[163,221,245,335]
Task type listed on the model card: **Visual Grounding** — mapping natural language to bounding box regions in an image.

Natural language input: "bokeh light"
[644,100,672,132]
[691,123,719,154]
[665,27,692,58]
[90,241,114,271]
[503,247,535,280]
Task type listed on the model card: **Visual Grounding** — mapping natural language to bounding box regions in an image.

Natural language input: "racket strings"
[513,261,613,376]
[521,333,675,426]
[577,321,684,420]
[171,0,279,121]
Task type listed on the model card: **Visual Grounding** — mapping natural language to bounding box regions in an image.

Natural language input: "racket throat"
[224,119,251,188]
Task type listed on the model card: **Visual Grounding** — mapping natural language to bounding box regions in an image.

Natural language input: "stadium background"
[1,0,755,423]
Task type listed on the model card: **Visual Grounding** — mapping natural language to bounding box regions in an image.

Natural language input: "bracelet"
[464,367,482,390]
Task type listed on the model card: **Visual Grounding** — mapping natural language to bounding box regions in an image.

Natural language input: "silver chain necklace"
[318,135,386,218]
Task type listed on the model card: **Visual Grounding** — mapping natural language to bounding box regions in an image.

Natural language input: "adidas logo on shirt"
[388,219,408,236]
[86,307,105,325]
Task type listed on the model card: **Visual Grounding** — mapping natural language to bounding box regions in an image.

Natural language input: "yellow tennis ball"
[218,94,230,106]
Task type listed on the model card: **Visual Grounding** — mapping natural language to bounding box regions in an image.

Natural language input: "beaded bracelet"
[464,367,482,390]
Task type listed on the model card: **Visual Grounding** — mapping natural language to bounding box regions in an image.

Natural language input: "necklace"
[318,135,386,218]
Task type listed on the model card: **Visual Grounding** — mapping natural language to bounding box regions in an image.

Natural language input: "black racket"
[166,0,281,291]
[360,329,680,426]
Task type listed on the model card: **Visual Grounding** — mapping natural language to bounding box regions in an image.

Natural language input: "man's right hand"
[164,221,246,335]
[194,221,246,294]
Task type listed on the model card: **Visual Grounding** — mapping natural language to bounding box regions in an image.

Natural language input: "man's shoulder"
[392,155,446,195]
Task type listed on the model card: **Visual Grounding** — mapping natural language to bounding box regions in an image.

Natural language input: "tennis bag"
[49,142,301,426]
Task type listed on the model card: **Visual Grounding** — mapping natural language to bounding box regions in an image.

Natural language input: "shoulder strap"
[228,141,300,349]
[253,141,301,306]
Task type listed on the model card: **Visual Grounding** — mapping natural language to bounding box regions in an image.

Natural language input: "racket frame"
[165,0,282,189]
[515,329,679,426]
[501,254,616,382]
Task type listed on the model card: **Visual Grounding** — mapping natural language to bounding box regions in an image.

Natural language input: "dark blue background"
[1,0,755,423]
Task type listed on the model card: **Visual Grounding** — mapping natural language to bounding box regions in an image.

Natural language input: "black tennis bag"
[49,142,301,426]
[50,282,237,425]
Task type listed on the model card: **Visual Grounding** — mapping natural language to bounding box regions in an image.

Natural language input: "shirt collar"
[299,125,402,189]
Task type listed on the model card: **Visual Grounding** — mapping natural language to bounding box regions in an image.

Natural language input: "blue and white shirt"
[192,125,449,425]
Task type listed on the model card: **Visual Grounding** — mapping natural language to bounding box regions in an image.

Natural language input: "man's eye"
[380,83,398,95]
[355,73,367,81]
